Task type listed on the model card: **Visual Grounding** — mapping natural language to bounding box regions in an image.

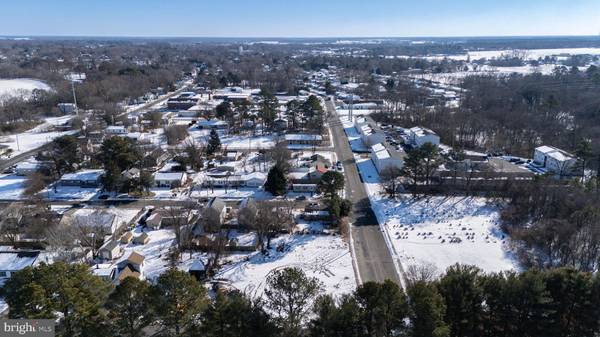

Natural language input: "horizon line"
[2,34,600,40]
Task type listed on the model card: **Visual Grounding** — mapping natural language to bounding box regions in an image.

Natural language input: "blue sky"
[1,0,599,37]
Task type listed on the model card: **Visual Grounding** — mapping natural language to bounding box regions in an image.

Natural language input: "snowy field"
[0,78,51,101]
[411,64,561,85]
[407,48,600,61]
[0,174,26,200]
[355,156,517,275]
[0,116,76,156]
[216,232,356,299]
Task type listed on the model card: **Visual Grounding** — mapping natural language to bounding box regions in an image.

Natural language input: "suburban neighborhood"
[1,4,600,335]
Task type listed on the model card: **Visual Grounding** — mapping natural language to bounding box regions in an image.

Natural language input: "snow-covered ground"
[411,64,560,85]
[189,187,271,200]
[216,232,356,299]
[0,116,76,156]
[0,174,27,200]
[121,227,177,281]
[0,78,51,101]
[43,186,100,201]
[407,48,600,61]
[355,156,517,275]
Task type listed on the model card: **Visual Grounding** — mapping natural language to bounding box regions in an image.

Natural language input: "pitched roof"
[118,265,140,281]
[127,251,145,266]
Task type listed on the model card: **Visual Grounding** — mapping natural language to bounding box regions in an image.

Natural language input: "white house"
[285,134,322,146]
[370,143,405,174]
[0,250,39,283]
[154,172,188,188]
[202,172,266,188]
[359,124,386,147]
[91,264,116,282]
[408,127,440,148]
[197,118,229,130]
[58,103,77,114]
[533,145,578,176]
[70,209,128,236]
[105,125,128,135]
[242,172,267,187]
[59,169,104,188]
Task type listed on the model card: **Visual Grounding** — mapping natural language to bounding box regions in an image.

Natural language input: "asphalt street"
[325,100,401,285]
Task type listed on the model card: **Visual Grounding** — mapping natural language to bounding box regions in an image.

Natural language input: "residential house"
[0,250,39,284]
[202,172,266,188]
[67,209,129,236]
[59,169,104,188]
[302,210,332,222]
[122,168,141,180]
[213,87,252,102]
[285,134,322,146]
[118,251,145,277]
[142,148,170,171]
[370,143,405,174]
[98,240,122,260]
[154,172,188,188]
[197,118,229,130]
[91,264,116,282]
[105,125,128,135]
[145,212,162,229]
[203,198,227,226]
[167,92,200,110]
[408,126,440,148]
[57,103,77,114]
[534,146,578,176]
[237,198,258,228]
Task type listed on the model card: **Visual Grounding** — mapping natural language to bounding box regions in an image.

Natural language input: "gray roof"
[208,197,226,213]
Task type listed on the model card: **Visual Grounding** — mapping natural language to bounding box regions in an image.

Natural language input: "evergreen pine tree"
[265,165,287,196]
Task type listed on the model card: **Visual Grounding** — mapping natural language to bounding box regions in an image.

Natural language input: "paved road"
[117,82,192,118]
[0,143,50,171]
[325,100,401,285]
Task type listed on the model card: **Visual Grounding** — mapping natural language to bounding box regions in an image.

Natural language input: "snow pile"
[355,157,517,275]
[217,233,356,299]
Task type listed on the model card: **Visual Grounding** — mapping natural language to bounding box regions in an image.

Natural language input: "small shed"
[188,260,206,280]
[133,232,150,245]
[120,231,134,244]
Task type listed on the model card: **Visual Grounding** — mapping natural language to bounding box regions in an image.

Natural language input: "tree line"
[3,262,599,337]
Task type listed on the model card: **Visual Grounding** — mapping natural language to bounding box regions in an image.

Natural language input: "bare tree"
[380,166,403,199]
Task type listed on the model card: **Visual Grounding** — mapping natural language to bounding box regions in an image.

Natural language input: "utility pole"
[71,80,79,116]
